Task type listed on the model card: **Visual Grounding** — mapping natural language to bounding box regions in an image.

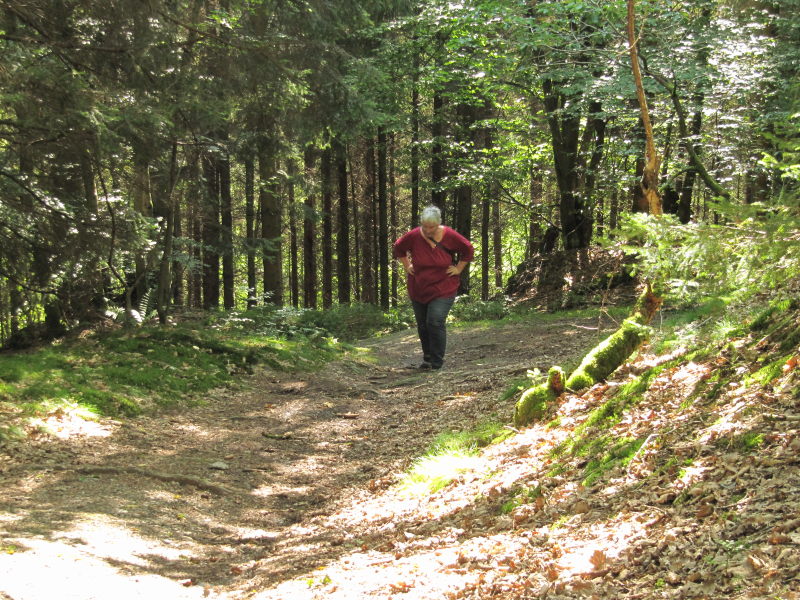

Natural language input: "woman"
[393,205,474,370]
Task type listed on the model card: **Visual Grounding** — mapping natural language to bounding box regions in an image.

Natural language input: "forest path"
[0,314,613,599]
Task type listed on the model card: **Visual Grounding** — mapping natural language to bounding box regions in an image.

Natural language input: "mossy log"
[513,367,564,427]
[513,284,662,427]
[564,318,652,391]
[566,284,660,392]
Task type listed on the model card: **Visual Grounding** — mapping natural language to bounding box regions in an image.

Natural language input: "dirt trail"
[0,316,612,599]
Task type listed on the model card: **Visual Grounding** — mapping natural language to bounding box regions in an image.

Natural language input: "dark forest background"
[1,0,798,345]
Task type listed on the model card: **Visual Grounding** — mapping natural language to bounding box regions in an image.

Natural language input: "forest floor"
[1,309,799,600]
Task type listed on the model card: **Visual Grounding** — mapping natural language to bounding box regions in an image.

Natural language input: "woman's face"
[420,221,439,237]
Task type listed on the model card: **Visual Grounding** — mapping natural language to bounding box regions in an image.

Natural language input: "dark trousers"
[411,296,455,368]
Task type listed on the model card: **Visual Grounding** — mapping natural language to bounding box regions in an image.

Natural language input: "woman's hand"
[446,265,461,276]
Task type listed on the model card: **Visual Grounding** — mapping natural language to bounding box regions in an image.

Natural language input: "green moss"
[565,319,652,392]
[583,437,645,486]
[748,354,794,386]
[513,366,565,427]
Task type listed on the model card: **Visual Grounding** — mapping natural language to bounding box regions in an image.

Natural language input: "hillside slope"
[254,302,800,600]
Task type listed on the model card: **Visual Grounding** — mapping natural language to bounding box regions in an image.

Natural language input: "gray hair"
[419,205,442,225]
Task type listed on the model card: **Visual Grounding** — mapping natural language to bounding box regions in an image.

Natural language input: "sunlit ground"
[0,514,219,600]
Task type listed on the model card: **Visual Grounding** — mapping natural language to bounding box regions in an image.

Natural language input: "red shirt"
[392,226,474,303]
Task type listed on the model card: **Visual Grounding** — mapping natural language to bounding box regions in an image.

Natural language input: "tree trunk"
[303,147,317,308]
[133,153,152,307]
[627,0,662,216]
[350,151,360,300]
[389,133,398,307]
[492,195,502,289]
[431,92,447,213]
[630,117,648,213]
[678,98,704,223]
[454,184,472,296]
[361,141,376,304]
[377,128,390,310]
[287,160,299,308]
[481,191,490,301]
[527,166,544,258]
[219,148,234,310]
[321,148,334,309]
[155,142,179,324]
[245,157,257,308]
[259,142,282,306]
[336,140,351,305]
[543,80,592,249]
[201,152,220,310]
[410,48,421,228]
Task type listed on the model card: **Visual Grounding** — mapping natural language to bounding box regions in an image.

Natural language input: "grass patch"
[0,317,349,427]
[498,376,530,404]
[398,420,509,497]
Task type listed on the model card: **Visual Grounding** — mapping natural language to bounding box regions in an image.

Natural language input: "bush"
[450,296,509,322]
[297,303,413,341]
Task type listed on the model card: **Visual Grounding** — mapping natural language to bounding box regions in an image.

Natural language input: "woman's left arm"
[447,260,469,276]
[445,229,474,276]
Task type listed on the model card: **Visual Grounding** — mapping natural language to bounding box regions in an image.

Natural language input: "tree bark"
[321,148,334,309]
[303,147,317,308]
[219,147,234,309]
[201,151,220,310]
[410,47,421,228]
[361,140,376,304]
[155,142,179,324]
[288,160,299,308]
[245,157,257,308]
[543,80,592,249]
[389,133,398,307]
[336,140,351,305]
[259,142,282,306]
[431,92,447,214]
[377,128,390,310]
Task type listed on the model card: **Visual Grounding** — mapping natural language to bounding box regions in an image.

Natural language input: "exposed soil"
[0,315,614,600]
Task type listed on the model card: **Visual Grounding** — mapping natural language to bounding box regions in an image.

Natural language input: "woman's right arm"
[398,254,414,275]
[393,230,416,275]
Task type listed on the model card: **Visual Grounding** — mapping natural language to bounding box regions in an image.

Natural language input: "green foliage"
[731,431,765,453]
[582,437,645,486]
[747,355,794,387]
[750,298,799,332]
[610,213,800,308]
[501,484,542,514]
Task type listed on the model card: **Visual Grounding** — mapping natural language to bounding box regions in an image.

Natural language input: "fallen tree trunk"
[514,284,662,427]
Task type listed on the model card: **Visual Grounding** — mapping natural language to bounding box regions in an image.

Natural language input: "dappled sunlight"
[0,515,215,600]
